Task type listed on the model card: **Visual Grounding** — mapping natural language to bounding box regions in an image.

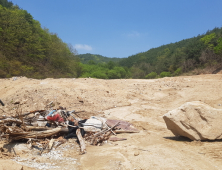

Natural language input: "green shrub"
[91,71,108,79]
[107,70,121,79]
[160,72,171,78]
[145,72,157,79]
[173,68,182,76]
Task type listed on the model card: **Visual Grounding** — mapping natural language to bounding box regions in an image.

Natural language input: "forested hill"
[119,27,222,78]
[77,53,121,64]
[0,0,81,78]
[1,0,222,80]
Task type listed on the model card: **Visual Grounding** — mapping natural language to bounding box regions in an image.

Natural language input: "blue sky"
[10,0,222,58]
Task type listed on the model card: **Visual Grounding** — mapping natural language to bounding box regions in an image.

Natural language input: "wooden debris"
[105,122,116,136]
[109,137,127,141]
[115,130,140,134]
[48,139,55,150]
[40,140,49,155]
[88,122,120,145]
[12,110,45,118]
[10,127,64,140]
[76,129,86,154]
[0,99,4,106]
[0,106,139,156]
[0,118,23,125]
[26,126,52,131]
[92,122,120,138]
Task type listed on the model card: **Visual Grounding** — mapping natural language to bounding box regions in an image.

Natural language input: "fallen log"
[0,118,23,125]
[11,127,64,140]
[25,126,69,133]
[76,128,86,154]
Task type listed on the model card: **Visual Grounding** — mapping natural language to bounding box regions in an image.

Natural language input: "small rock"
[77,96,84,103]
[13,101,20,105]
[12,77,17,81]
[134,151,140,156]
[21,99,28,104]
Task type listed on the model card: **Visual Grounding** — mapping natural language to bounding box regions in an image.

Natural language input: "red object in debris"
[46,113,64,123]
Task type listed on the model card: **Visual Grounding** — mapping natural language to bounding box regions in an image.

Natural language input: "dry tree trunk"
[11,127,63,140]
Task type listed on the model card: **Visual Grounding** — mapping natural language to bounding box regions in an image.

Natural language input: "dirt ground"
[1,74,222,170]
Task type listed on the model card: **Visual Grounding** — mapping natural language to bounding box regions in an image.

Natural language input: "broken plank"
[76,128,86,154]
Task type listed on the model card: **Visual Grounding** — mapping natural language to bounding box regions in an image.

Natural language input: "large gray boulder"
[163,101,222,140]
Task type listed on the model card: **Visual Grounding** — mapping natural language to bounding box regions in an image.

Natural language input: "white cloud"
[126,31,141,38]
[74,44,92,51]
[123,31,148,38]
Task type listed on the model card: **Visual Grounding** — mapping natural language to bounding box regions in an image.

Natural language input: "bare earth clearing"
[1,74,222,170]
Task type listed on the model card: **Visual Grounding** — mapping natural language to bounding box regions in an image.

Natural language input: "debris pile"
[0,104,139,155]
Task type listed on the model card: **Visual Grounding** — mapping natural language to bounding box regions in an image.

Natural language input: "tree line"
[81,27,222,79]
[118,27,222,78]
[77,53,121,64]
[0,0,81,79]
[1,0,222,79]
[79,61,131,79]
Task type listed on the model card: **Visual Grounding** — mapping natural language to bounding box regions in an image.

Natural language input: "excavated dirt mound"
[1,75,222,170]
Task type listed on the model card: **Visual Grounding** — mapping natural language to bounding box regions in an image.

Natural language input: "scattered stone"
[77,96,84,103]
[134,151,140,156]
[13,101,20,105]
[12,77,17,81]
[163,101,222,140]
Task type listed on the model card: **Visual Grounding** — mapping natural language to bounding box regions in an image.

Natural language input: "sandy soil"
[1,74,222,170]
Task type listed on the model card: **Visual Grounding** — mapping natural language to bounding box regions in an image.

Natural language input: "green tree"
[107,70,120,79]
[145,72,157,79]
[106,61,115,69]
[173,68,182,76]
[0,1,81,78]
[201,33,216,49]
[160,72,171,78]
[91,71,108,79]
[214,38,222,55]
